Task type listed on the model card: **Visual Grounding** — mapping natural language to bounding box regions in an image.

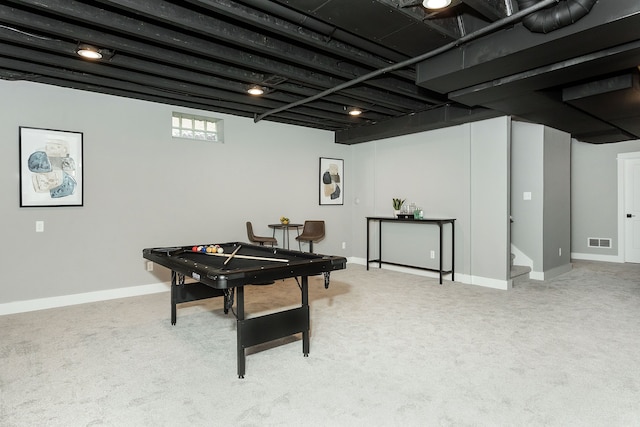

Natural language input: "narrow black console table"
[366,216,455,284]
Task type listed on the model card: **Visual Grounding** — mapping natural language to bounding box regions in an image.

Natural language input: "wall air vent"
[587,237,612,248]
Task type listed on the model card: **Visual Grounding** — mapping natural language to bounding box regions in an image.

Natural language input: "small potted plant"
[392,198,404,217]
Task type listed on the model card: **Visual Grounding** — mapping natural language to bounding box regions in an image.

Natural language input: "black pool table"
[142,242,347,378]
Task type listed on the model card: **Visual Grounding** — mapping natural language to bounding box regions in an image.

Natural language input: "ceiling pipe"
[517,0,598,33]
[254,0,559,124]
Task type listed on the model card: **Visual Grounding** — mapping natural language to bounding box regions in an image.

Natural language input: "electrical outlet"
[146,261,154,272]
[341,241,346,249]
[430,250,435,259]
[35,221,44,232]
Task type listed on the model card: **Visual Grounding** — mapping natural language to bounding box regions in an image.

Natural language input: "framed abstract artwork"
[319,157,343,205]
[19,127,84,207]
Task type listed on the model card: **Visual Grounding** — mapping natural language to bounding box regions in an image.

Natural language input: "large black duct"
[517,0,598,33]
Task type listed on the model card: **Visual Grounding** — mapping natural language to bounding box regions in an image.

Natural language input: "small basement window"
[172,112,224,142]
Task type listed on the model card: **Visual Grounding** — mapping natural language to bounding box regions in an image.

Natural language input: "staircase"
[510,253,531,282]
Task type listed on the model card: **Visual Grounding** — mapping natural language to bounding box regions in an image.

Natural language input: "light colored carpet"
[1,260,639,426]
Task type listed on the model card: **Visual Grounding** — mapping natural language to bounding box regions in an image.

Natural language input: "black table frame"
[168,270,310,378]
[143,243,345,378]
[366,217,455,284]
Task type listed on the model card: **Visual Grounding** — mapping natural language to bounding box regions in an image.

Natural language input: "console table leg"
[451,222,455,281]
[378,221,382,268]
[366,219,370,270]
[439,223,443,284]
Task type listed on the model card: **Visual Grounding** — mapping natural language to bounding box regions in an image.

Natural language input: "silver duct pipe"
[517,0,598,33]
[254,0,559,124]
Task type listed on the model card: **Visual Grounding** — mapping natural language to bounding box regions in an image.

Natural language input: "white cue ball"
[217,247,224,253]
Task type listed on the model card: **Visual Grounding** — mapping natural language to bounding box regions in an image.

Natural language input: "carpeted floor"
[1,260,639,426]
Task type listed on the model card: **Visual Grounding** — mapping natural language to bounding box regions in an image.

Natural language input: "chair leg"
[309,241,313,253]
[298,240,302,251]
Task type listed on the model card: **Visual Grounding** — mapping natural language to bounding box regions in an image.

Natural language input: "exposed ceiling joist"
[0,0,638,144]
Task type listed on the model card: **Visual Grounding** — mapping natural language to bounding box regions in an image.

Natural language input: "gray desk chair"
[296,220,325,253]
[246,221,277,246]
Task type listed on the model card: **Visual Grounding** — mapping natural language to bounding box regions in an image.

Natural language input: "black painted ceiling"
[1,0,639,144]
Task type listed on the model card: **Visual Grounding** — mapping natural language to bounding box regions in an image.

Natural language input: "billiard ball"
[217,247,224,253]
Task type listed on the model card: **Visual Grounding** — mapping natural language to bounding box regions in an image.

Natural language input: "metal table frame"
[366,216,455,284]
[268,223,302,249]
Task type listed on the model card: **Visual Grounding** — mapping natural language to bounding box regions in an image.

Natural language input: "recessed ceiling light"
[76,45,102,59]
[422,0,452,9]
[76,43,114,60]
[348,107,363,116]
[247,85,265,95]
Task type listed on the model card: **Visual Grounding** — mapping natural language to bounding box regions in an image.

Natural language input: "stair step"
[511,265,531,279]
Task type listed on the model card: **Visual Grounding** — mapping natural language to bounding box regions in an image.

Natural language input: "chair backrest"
[246,221,256,242]
[301,220,325,240]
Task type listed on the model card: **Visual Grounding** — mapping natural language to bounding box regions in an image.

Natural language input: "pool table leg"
[236,285,246,379]
[171,271,178,325]
[170,272,187,325]
[302,276,310,357]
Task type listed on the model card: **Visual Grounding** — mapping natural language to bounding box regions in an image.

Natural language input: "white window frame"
[172,112,224,143]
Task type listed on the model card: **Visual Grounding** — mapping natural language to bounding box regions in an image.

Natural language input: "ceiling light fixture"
[247,85,265,95]
[348,107,363,116]
[76,43,114,60]
[77,45,102,59]
[422,0,452,9]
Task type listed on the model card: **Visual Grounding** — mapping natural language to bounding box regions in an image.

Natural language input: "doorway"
[618,152,640,263]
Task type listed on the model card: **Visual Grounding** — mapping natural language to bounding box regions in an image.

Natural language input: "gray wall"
[0,80,350,306]
[511,122,544,269]
[470,117,511,286]
[351,124,471,276]
[6,78,611,311]
[350,117,512,288]
[542,126,571,275]
[6,81,518,310]
[511,122,571,279]
[571,139,640,259]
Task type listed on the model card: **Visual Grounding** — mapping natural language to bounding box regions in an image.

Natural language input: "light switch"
[523,192,532,200]
[36,221,44,232]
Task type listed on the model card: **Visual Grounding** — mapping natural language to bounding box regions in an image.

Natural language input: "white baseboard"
[348,257,510,290]
[0,282,169,316]
[3,255,522,316]
[468,275,510,290]
[349,257,443,279]
[529,263,573,281]
[571,252,624,263]
[529,271,545,281]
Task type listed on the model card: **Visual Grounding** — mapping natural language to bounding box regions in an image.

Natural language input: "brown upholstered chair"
[246,221,277,246]
[296,220,325,253]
